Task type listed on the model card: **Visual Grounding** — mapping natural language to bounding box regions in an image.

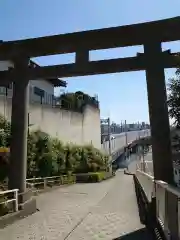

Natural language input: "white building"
[0,60,102,149]
[0,60,66,105]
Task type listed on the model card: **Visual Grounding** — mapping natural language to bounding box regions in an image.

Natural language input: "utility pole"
[125,120,128,145]
[101,117,112,173]
[28,113,30,137]
[142,145,146,172]
[101,118,111,156]
[124,120,129,163]
[107,117,111,155]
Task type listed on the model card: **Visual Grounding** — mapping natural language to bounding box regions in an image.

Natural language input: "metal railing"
[26,175,76,190]
[136,160,152,175]
[0,189,18,213]
[0,175,75,216]
[27,176,61,189]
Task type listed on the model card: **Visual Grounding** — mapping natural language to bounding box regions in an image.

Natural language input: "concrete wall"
[0,97,101,149]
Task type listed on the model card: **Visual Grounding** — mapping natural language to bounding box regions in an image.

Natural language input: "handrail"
[0,189,18,212]
[26,175,76,190]
[27,176,60,181]
[136,161,153,175]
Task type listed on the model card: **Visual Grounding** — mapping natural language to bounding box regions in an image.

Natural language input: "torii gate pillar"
[144,42,174,184]
[8,57,36,210]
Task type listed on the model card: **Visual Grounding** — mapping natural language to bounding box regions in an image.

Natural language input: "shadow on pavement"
[113,228,153,240]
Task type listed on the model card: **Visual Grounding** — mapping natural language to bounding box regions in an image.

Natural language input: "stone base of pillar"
[0,193,36,229]
[18,197,37,213]
[18,190,37,212]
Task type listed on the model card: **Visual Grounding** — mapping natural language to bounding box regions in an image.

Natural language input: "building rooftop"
[0,40,67,87]
[29,60,67,87]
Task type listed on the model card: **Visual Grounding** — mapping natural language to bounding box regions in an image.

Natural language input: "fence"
[26,175,76,190]
[136,161,152,176]
[0,189,18,213]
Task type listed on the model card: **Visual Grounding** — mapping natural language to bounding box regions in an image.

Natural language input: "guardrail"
[0,175,75,216]
[26,175,76,190]
[135,168,180,239]
[0,189,18,213]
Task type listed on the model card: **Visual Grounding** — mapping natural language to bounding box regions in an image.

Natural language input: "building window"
[34,87,45,98]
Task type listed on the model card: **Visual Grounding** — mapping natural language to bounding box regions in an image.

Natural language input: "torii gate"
[0,17,179,207]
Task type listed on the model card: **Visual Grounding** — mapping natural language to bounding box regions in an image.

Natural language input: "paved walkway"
[0,168,152,239]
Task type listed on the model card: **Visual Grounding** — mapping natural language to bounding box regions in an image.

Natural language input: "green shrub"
[58,91,99,112]
[0,115,110,181]
[76,172,106,183]
[60,174,76,184]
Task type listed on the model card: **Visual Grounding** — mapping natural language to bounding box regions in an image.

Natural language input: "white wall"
[0,97,101,149]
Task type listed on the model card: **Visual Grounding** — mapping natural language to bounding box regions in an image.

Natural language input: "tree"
[167,68,180,127]
[58,91,99,111]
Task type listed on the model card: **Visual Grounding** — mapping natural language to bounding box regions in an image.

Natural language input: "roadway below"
[102,129,150,156]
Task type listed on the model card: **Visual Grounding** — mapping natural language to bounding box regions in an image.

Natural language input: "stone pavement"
[0,167,152,239]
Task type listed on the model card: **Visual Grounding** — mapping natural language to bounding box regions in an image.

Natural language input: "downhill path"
[0,163,152,240]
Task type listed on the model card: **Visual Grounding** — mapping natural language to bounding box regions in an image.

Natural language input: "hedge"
[0,114,110,182]
[76,171,114,183]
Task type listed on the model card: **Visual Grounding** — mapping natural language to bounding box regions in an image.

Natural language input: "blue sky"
[0,0,179,124]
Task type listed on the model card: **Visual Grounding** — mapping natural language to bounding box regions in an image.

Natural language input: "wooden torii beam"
[0,52,179,80]
[0,17,180,58]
